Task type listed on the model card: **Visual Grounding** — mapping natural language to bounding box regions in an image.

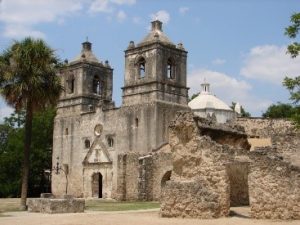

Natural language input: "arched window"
[84,139,90,149]
[67,75,75,94]
[107,137,114,147]
[93,75,102,95]
[167,58,175,79]
[137,57,146,78]
[161,171,172,188]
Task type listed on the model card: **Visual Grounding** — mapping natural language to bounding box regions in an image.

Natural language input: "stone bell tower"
[122,20,188,106]
[57,41,113,115]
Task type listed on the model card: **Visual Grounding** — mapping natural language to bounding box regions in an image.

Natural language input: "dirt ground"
[0,207,299,225]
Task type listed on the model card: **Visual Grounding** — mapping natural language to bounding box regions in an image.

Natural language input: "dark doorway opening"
[227,162,249,207]
[98,173,103,198]
[92,172,103,198]
[161,171,172,188]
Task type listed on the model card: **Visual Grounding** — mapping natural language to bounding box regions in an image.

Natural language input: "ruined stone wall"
[161,112,300,219]
[151,145,173,201]
[236,118,300,166]
[248,149,300,219]
[226,162,249,206]
[160,112,248,218]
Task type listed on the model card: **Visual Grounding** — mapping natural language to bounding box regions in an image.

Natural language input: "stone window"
[135,118,139,127]
[84,139,90,148]
[138,57,146,78]
[66,75,75,94]
[93,75,102,95]
[65,128,69,135]
[167,58,175,79]
[107,137,114,147]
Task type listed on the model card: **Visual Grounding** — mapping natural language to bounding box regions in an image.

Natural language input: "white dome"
[188,93,232,111]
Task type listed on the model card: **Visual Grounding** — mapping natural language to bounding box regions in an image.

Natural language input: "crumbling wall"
[226,162,249,206]
[161,112,300,220]
[236,118,300,166]
[151,144,173,201]
[161,112,250,218]
[248,149,300,219]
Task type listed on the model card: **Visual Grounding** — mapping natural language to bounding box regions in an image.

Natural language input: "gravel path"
[0,208,299,225]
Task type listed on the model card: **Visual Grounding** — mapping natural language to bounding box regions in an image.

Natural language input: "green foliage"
[230,102,251,117]
[189,92,199,102]
[0,37,63,111]
[262,103,297,118]
[0,107,55,197]
[283,13,300,127]
[285,13,300,58]
[283,76,300,104]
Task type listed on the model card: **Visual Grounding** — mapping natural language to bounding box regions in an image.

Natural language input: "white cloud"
[179,6,189,15]
[150,10,170,24]
[89,0,136,13]
[3,24,46,39]
[240,45,300,84]
[0,0,83,38]
[111,0,136,5]
[188,69,272,115]
[116,10,127,22]
[0,0,137,38]
[212,58,226,65]
[89,0,113,13]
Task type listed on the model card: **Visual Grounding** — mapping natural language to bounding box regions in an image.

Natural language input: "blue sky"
[0,0,300,119]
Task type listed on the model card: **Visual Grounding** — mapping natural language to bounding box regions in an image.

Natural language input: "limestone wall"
[249,150,300,219]
[161,112,300,220]
[160,112,243,218]
[236,118,300,166]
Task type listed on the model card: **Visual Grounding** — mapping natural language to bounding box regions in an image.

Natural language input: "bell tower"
[57,41,113,114]
[122,20,188,106]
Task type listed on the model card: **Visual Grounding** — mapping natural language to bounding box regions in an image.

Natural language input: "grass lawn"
[85,199,160,211]
[0,198,160,213]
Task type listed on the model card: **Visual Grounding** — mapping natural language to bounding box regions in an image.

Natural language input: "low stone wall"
[27,195,85,213]
[249,150,300,219]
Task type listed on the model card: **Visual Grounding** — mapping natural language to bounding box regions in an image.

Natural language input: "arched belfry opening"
[66,75,75,94]
[167,58,175,79]
[137,57,146,78]
[93,75,102,95]
[92,172,103,198]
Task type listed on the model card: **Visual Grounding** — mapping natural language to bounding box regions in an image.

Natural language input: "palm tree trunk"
[20,101,33,210]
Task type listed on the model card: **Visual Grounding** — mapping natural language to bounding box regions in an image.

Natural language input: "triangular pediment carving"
[83,138,112,165]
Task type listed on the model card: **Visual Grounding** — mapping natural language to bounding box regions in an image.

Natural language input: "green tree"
[0,38,63,209]
[0,108,55,198]
[230,102,251,117]
[262,102,297,118]
[283,12,300,126]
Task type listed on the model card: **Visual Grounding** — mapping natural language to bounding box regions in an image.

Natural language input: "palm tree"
[0,37,63,210]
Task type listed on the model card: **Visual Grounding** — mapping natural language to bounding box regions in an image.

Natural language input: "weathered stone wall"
[151,145,173,201]
[236,118,300,166]
[160,112,249,218]
[248,149,300,219]
[226,162,249,206]
[161,112,300,219]
[113,153,139,200]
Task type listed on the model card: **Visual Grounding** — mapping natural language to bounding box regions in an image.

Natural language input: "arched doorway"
[92,172,103,198]
[161,171,172,188]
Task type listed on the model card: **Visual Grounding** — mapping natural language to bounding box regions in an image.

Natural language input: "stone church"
[51,20,300,219]
[52,20,190,199]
